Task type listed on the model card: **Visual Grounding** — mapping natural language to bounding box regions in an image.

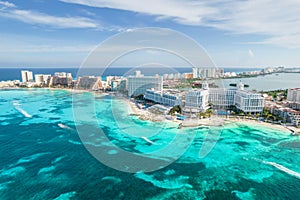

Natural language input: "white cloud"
[59,0,217,25]
[0,1,15,8]
[0,9,98,28]
[59,0,300,48]
[0,33,96,53]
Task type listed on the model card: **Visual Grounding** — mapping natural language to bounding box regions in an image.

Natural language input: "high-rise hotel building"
[21,70,33,83]
[209,81,264,114]
[127,71,163,97]
[192,67,224,79]
[287,88,300,102]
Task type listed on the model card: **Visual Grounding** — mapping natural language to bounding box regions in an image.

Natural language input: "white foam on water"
[0,166,26,177]
[134,172,193,189]
[53,191,76,200]
[101,176,122,184]
[58,123,73,130]
[232,188,255,200]
[68,140,81,145]
[262,160,300,179]
[38,165,56,175]
[0,181,13,190]
[52,156,66,164]
[16,152,51,165]
[13,101,32,118]
[141,136,155,145]
[14,106,32,118]
[164,169,176,176]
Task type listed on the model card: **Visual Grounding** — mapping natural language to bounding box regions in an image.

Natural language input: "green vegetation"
[261,108,286,123]
[261,89,287,101]
[197,109,213,118]
[168,105,182,115]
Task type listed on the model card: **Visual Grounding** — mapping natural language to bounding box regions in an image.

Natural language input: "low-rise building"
[265,101,300,126]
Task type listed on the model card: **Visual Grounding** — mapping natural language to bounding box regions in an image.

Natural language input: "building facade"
[145,89,182,106]
[209,88,236,109]
[234,90,264,113]
[21,70,33,83]
[127,71,163,97]
[209,81,264,114]
[287,88,300,102]
[34,74,51,85]
[185,89,209,112]
[192,67,224,79]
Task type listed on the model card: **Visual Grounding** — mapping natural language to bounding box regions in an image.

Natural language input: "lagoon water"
[1,89,300,199]
[215,73,300,91]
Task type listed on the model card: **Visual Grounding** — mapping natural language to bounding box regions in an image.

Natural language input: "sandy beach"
[126,99,300,134]
[224,118,300,135]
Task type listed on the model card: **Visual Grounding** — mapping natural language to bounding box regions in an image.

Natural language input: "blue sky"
[0,0,300,68]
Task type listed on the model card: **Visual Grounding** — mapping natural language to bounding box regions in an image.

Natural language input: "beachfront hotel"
[34,74,51,85]
[192,67,224,79]
[127,71,163,97]
[287,88,300,102]
[184,89,210,112]
[145,89,182,107]
[208,88,236,109]
[144,80,264,114]
[209,81,264,114]
[21,70,33,83]
[235,90,264,113]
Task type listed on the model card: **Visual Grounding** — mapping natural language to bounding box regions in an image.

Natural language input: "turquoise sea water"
[0,89,300,199]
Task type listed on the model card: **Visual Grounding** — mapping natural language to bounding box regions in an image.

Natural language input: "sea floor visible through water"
[0,89,300,199]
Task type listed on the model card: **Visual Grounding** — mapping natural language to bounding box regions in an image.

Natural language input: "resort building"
[127,71,163,97]
[235,91,264,113]
[145,89,182,106]
[209,88,236,109]
[192,67,224,79]
[209,81,264,114]
[184,89,209,112]
[265,101,300,126]
[34,74,51,85]
[76,76,102,90]
[287,88,300,102]
[21,70,33,83]
[49,75,73,88]
[54,72,72,78]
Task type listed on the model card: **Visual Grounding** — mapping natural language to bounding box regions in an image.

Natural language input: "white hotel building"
[184,89,209,112]
[34,74,51,85]
[209,81,264,114]
[192,67,224,79]
[127,71,163,97]
[145,89,182,107]
[142,77,264,114]
[21,70,33,83]
[287,88,300,102]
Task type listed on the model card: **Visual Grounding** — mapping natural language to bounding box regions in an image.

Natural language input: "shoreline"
[124,97,297,134]
[2,87,299,135]
[224,118,295,135]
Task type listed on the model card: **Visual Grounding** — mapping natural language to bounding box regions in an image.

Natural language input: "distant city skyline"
[0,0,300,68]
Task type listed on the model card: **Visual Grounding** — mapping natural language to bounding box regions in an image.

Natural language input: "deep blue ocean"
[0,89,300,199]
[0,67,261,81]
